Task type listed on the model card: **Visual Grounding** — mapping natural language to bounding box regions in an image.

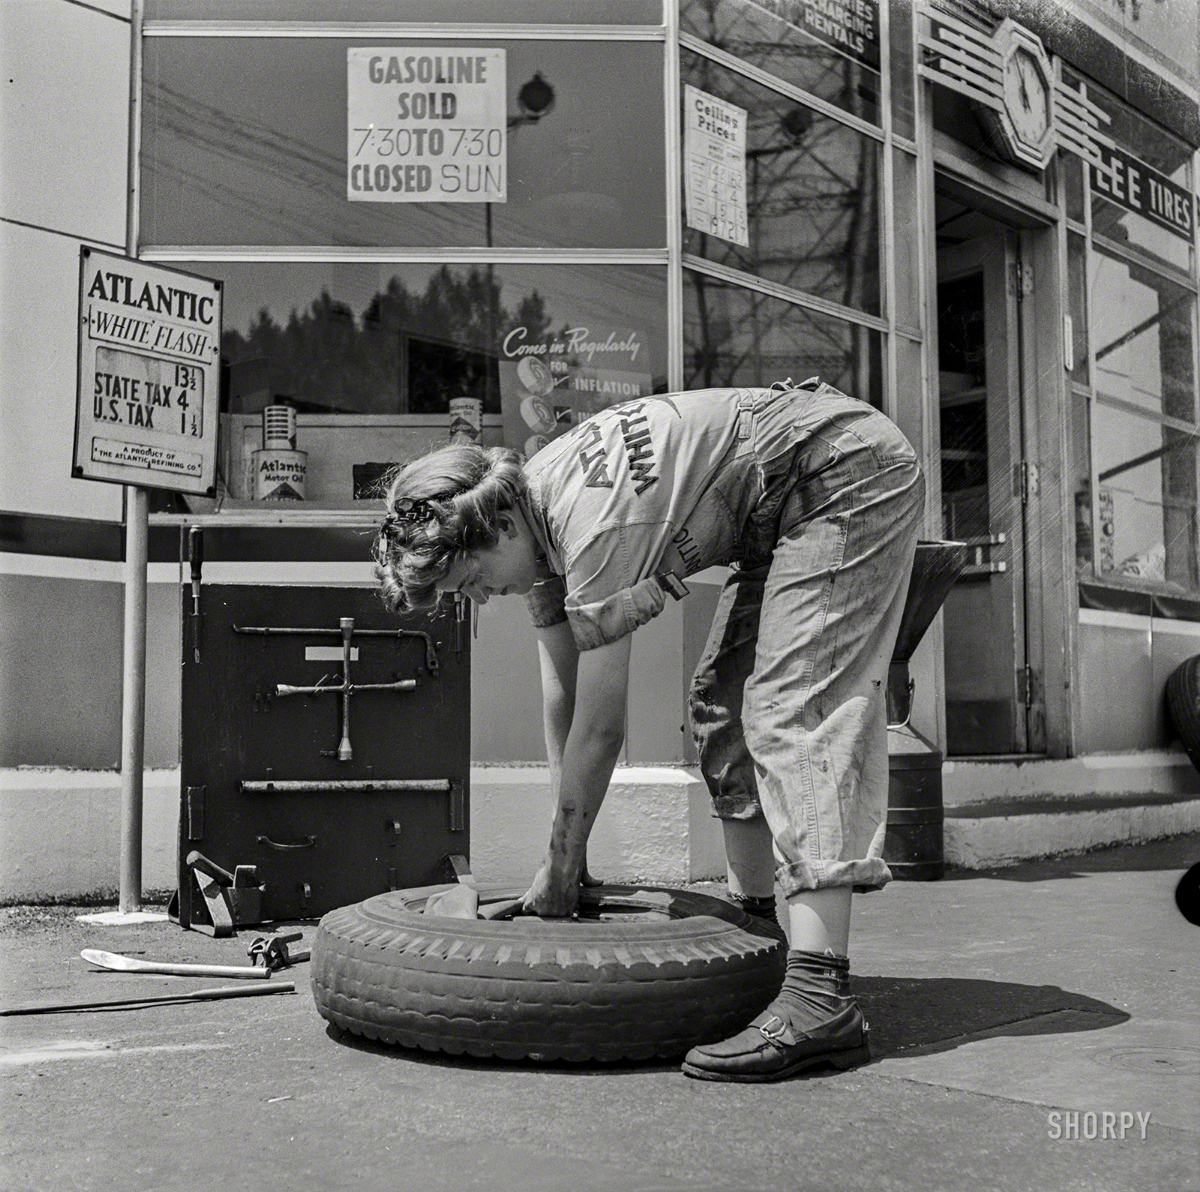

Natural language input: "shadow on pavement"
[943,833,1200,882]
[853,974,1129,1060]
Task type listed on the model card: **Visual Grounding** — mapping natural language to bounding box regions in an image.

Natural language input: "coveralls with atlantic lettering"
[520,380,924,895]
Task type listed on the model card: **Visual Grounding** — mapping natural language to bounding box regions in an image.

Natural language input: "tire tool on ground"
[0,982,296,1017]
[247,932,311,972]
[80,948,271,979]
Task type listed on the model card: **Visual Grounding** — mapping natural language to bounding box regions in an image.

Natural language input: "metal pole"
[118,484,149,912]
[116,0,148,915]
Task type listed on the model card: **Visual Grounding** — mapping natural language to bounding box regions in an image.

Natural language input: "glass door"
[936,226,1030,754]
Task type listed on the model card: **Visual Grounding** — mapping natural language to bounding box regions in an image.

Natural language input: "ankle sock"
[728,892,780,928]
[769,949,856,1028]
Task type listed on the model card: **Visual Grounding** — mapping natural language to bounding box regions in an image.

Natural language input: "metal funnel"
[892,540,969,662]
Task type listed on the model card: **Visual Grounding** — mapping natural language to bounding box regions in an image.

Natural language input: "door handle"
[255,834,316,851]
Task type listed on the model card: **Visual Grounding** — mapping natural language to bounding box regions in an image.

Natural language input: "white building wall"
[1,0,131,522]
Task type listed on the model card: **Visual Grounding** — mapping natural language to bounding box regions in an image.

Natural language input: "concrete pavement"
[2,836,1197,1192]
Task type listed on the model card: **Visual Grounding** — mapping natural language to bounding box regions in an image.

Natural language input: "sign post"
[73,248,222,912]
[119,484,149,913]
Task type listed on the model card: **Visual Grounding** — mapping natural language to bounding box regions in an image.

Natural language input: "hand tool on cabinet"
[236,618,421,762]
[189,525,203,663]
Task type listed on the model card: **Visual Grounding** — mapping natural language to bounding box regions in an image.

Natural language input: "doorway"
[935,186,1040,756]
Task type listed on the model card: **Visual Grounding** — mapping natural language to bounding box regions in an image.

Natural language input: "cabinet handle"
[255,834,316,851]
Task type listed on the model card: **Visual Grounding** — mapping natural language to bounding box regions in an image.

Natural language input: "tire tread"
[311,884,786,1062]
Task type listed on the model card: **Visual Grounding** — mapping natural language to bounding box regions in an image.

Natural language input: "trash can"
[884,541,968,881]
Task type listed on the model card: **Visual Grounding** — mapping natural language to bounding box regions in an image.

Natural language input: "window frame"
[677,2,915,428]
[136,9,677,523]
[1065,75,1200,600]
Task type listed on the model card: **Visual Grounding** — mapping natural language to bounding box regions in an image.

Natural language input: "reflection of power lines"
[683,41,876,392]
[751,193,863,217]
[143,79,461,245]
[722,39,855,62]
[686,269,866,389]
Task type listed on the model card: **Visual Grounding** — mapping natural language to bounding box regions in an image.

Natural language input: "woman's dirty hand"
[522,855,582,917]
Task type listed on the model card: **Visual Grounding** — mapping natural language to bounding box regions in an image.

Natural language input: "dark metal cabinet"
[178,584,468,922]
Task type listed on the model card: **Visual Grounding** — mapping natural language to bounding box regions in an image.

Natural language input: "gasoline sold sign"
[73,249,222,494]
[347,48,507,203]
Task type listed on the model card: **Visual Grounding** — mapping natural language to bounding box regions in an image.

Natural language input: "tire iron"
[1,982,296,1017]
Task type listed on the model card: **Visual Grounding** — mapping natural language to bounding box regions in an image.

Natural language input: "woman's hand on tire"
[522,854,583,917]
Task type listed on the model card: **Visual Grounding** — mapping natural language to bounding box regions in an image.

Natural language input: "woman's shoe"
[681,1001,870,1083]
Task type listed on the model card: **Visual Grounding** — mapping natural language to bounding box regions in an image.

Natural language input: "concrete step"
[942,750,1200,869]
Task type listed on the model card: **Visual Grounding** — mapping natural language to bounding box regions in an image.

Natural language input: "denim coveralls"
[522,380,924,894]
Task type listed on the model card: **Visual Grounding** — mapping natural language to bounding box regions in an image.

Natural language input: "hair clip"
[394,497,440,525]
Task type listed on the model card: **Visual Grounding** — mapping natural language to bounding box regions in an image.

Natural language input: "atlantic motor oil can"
[252,405,307,501]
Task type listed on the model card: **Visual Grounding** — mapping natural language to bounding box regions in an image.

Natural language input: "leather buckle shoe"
[681,1003,870,1083]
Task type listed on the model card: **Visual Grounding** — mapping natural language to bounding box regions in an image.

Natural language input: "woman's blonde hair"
[373,443,527,614]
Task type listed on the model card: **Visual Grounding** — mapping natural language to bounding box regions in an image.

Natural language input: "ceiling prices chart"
[347,49,507,203]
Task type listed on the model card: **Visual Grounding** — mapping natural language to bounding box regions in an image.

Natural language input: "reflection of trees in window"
[221,267,551,416]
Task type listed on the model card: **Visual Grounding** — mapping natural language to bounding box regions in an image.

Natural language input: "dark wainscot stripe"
[0,512,376,565]
[0,512,123,561]
[1078,582,1200,624]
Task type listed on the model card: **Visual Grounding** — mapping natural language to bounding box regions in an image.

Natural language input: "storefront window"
[141,38,665,248]
[680,0,881,126]
[176,261,668,415]
[1090,245,1196,422]
[146,0,663,24]
[1086,86,1194,273]
[1092,404,1198,590]
[681,51,881,316]
[1071,390,1093,578]
[683,272,882,406]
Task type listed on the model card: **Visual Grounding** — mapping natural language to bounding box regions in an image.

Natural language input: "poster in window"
[684,85,749,248]
[347,49,507,203]
[499,324,652,456]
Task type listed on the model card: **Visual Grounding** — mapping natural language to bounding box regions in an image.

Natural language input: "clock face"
[1004,47,1050,146]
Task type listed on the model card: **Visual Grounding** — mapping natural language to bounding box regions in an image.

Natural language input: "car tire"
[1167,654,1200,773]
[311,883,787,1062]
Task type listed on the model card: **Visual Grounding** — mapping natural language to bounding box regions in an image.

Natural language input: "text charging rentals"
[73,249,222,495]
[347,49,507,201]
